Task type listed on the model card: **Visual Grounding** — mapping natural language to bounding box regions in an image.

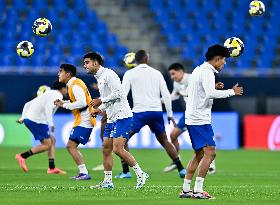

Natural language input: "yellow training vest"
[68,78,96,127]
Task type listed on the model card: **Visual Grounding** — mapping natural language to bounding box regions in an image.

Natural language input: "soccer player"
[179,44,243,199]
[163,63,191,172]
[122,50,186,178]
[15,81,67,174]
[55,64,96,180]
[83,52,148,189]
[163,63,217,174]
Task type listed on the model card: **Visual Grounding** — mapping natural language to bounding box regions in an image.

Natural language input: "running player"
[179,44,243,199]
[55,64,96,180]
[15,81,67,174]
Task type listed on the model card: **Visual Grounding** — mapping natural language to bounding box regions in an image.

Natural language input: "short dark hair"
[205,44,230,61]
[135,50,148,63]
[168,63,185,71]
[52,80,66,90]
[60,64,76,77]
[83,52,104,65]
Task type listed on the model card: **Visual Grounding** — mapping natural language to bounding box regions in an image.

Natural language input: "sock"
[194,177,204,193]
[132,163,143,178]
[122,161,130,174]
[104,171,112,182]
[78,164,88,174]
[49,158,55,169]
[21,150,33,159]
[173,157,184,171]
[183,179,192,192]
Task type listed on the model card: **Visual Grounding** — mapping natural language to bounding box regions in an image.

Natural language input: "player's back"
[25,90,62,123]
[124,64,164,113]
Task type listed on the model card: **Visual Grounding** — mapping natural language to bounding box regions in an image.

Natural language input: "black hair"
[205,44,230,61]
[60,64,77,77]
[135,50,148,63]
[52,81,66,90]
[83,52,104,65]
[168,63,185,71]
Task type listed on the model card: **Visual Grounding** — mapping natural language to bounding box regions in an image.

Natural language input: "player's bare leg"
[92,113,107,171]
[102,138,113,171]
[170,127,181,152]
[179,149,204,198]
[197,146,216,178]
[181,146,216,199]
[66,140,84,165]
[156,132,186,177]
[47,135,66,174]
[164,127,182,173]
[90,138,114,189]
[115,142,131,178]
[15,138,52,172]
[113,137,148,189]
[67,140,90,180]
[31,138,52,154]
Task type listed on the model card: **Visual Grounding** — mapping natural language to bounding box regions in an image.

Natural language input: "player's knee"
[66,143,74,151]
[204,147,216,159]
[170,133,178,143]
[43,140,52,150]
[112,145,122,156]
[51,138,56,146]
[102,144,112,155]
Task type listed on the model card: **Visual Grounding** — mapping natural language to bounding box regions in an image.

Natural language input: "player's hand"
[90,98,102,108]
[168,116,177,127]
[16,119,23,124]
[54,99,64,107]
[232,83,243,96]
[215,82,224,90]
[91,108,101,117]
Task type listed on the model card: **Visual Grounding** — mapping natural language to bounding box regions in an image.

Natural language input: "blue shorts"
[131,111,165,135]
[187,124,215,150]
[104,122,114,138]
[103,117,132,140]
[177,113,187,131]
[69,126,93,145]
[23,119,50,141]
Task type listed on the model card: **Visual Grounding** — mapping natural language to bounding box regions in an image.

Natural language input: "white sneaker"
[92,164,104,171]
[135,172,149,189]
[208,167,216,174]
[163,162,177,173]
[90,180,114,189]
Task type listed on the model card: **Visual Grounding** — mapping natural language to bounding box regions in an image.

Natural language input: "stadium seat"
[149,0,278,71]
[0,0,128,71]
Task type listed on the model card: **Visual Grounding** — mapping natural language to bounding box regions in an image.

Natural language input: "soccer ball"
[16,41,34,58]
[224,37,244,58]
[32,18,52,37]
[37,85,51,96]
[249,0,265,16]
[123,52,137,69]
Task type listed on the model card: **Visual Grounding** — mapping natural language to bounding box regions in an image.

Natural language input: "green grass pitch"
[0,147,279,205]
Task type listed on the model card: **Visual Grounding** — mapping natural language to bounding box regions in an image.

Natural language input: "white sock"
[78,164,88,174]
[104,171,112,182]
[132,163,143,178]
[194,177,204,193]
[183,179,192,192]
